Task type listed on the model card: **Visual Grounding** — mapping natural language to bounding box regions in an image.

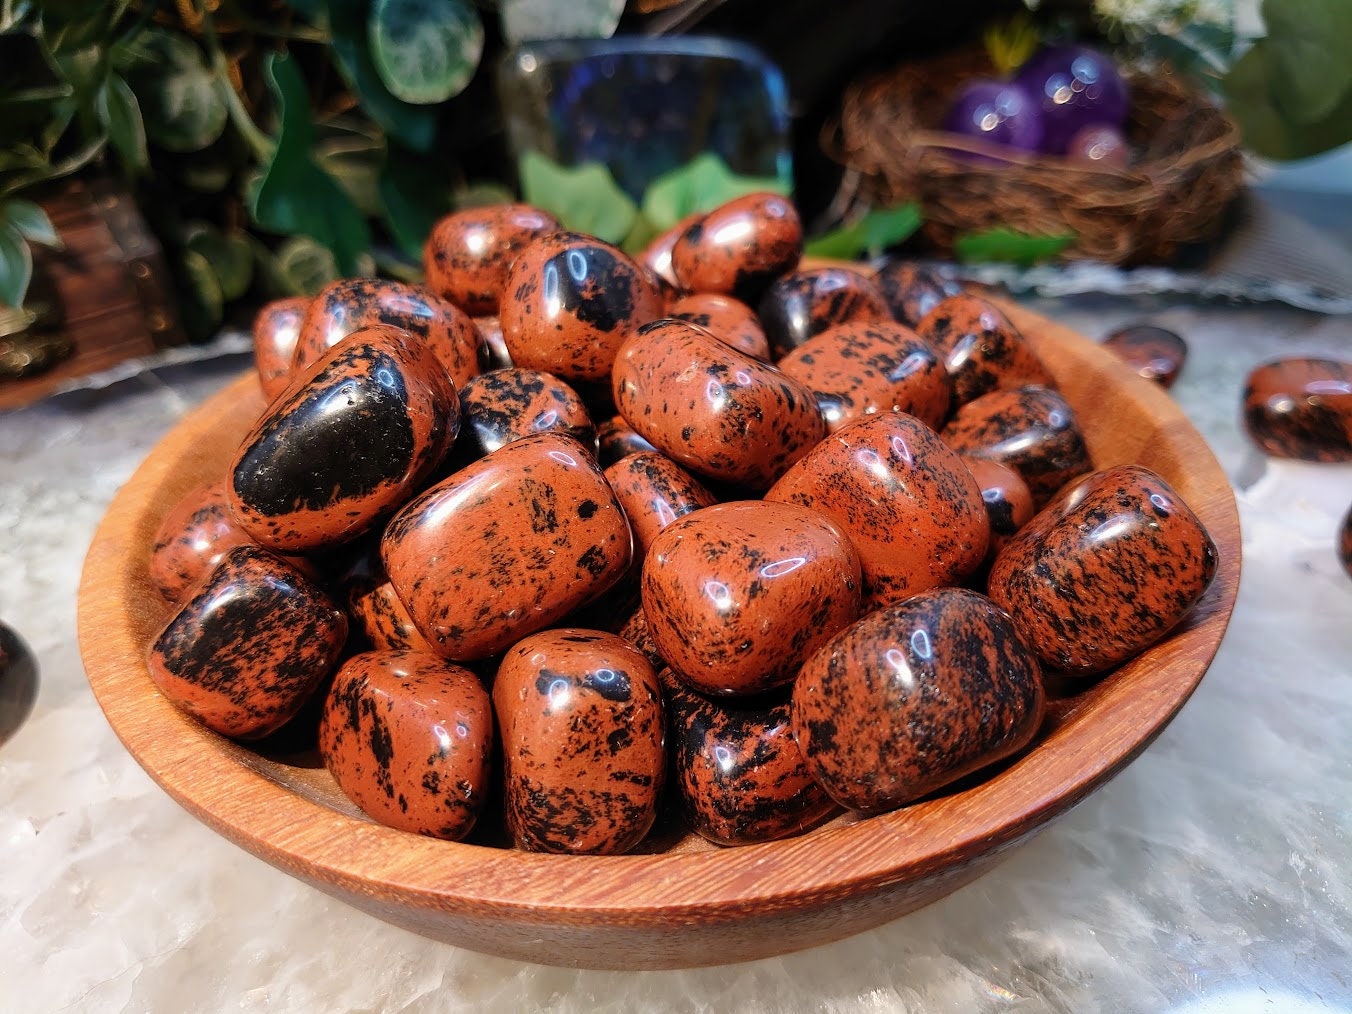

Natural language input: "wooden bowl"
[78,301,1240,970]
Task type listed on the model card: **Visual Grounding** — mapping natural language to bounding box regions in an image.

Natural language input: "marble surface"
[1,294,1350,1013]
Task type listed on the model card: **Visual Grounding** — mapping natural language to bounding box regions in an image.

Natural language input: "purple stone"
[1016,45,1129,155]
[943,79,1045,154]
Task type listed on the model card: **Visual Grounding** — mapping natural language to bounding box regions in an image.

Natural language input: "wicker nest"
[824,47,1246,265]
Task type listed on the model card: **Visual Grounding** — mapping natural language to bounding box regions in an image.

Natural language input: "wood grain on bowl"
[78,299,1240,970]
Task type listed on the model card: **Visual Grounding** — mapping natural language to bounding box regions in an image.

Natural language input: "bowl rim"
[77,300,1241,933]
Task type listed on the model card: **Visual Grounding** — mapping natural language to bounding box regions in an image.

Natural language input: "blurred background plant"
[3,0,1348,336]
[0,0,631,335]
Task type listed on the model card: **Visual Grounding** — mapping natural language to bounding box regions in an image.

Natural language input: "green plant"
[0,0,627,329]
[1216,0,1352,160]
[519,148,925,262]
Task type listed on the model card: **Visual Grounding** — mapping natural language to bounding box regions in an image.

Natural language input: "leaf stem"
[194,0,276,162]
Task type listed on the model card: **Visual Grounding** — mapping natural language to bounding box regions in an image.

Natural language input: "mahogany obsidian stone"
[987,464,1219,675]
[500,232,663,383]
[641,500,862,697]
[493,629,665,855]
[596,414,658,467]
[458,368,596,459]
[775,318,952,433]
[1243,357,1352,462]
[252,296,310,403]
[793,586,1045,814]
[873,259,963,328]
[229,325,459,552]
[663,674,839,845]
[602,451,716,562]
[669,192,802,304]
[766,412,990,609]
[1102,323,1187,389]
[422,204,561,316]
[756,266,891,360]
[942,385,1092,507]
[293,277,483,390]
[147,545,348,739]
[916,294,1055,408]
[319,649,493,840]
[667,292,771,360]
[381,432,632,661]
[611,318,826,489]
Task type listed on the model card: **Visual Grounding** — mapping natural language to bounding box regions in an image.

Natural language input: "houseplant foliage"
[0,0,628,332]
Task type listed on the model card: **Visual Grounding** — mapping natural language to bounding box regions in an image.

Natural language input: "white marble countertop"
[1,293,1349,1013]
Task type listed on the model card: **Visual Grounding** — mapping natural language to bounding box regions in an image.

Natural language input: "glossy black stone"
[664,675,838,845]
[873,260,963,328]
[0,622,37,748]
[1340,502,1352,580]
[234,349,414,517]
[756,267,890,360]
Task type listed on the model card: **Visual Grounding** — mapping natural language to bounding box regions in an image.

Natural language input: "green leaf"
[0,83,76,107]
[44,2,126,53]
[96,74,148,171]
[805,204,922,260]
[1,2,35,32]
[518,151,637,245]
[182,248,224,329]
[620,211,660,256]
[317,135,385,217]
[640,152,790,233]
[178,158,234,193]
[953,227,1076,266]
[327,0,438,151]
[1223,44,1352,160]
[251,51,373,276]
[1261,0,1352,124]
[369,0,483,105]
[500,0,624,46]
[124,29,227,153]
[379,146,455,259]
[2,130,105,195]
[38,97,77,155]
[184,223,253,302]
[0,223,33,308]
[275,235,341,296]
[2,200,61,248]
[50,44,103,94]
[0,149,48,175]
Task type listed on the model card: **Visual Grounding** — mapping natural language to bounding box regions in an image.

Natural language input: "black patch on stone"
[551,246,633,333]
[577,499,599,519]
[576,545,609,577]
[584,667,632,702]
[233,349,414,516]
[984,493,1019,535]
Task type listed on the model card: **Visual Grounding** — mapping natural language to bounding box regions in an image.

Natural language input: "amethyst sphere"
[943,78,1045,154]
[1016,44,1128,155]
